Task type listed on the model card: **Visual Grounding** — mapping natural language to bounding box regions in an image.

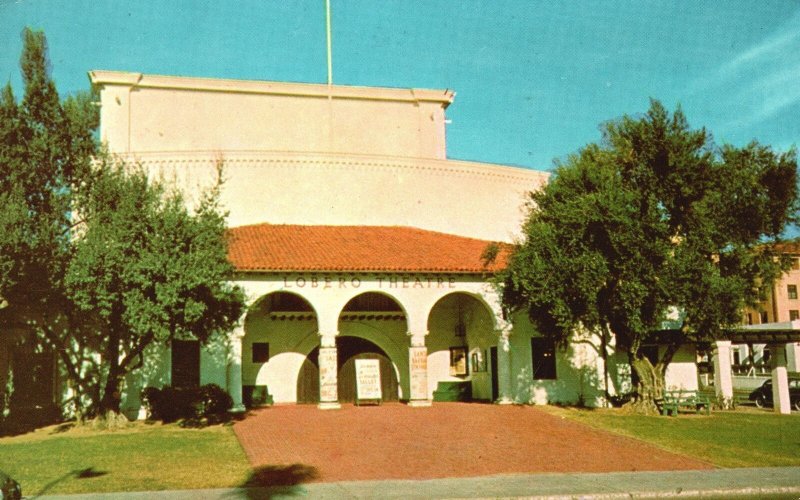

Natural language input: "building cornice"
[110,150,551,184]
[89,70,455,106]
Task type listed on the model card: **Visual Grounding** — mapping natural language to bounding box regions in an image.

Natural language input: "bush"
[141,384,233,424]
[196,384,234,418]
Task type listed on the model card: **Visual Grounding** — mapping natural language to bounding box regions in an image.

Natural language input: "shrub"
[195,384,233,418]
[141,384,233,424]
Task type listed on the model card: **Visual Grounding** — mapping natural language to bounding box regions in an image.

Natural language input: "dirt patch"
[233,403,712,483]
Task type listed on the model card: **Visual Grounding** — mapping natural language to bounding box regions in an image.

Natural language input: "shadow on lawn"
[232,464,319,499]
[29,467,109,498]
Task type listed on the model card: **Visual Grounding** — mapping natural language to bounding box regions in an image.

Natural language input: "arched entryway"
[427,292,496,401]
[337,336,399,402]
[244,291,319,405]
[337,292,407,402]
[300,337,400,403]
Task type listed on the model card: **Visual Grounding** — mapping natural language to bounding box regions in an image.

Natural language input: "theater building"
[88,71,700,414]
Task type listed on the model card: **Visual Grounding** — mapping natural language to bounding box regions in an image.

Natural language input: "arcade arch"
[336,292,407,401]
[242,291,319,405]
[427,292,497,401]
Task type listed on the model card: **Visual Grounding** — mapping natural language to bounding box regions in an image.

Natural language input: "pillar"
[227,327,245,412]
[786,342,800,372]
[769,342,791,415]
[318,333,340,410]
[495,326,513,404]
[408,332,431,407]
[712,340,733,408]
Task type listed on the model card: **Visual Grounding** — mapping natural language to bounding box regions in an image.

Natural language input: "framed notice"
[355,358,382,403]
[470,348,487,372]
[450,346,468,376]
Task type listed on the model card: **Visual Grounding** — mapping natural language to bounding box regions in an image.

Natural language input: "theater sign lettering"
[281,273,458,290]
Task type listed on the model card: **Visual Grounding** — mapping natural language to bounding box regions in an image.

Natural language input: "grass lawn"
[542,406,800,468]
[0,421,251,496]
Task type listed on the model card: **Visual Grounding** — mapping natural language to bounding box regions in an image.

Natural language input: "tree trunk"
[99,327,122,415]
[627,353,664,415]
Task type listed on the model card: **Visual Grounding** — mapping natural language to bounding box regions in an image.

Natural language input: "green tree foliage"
[500,101,798,412]
[0,28,96,312]
[56,159,245,415]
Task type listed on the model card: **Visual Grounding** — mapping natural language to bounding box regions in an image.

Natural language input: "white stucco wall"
[664,345,699,391]
[508,315,609,407]
[91,71,452,160]
[113,151,547,243]
[90,71,548,243]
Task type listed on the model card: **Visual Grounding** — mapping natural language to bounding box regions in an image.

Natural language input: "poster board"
[355,358,382,404]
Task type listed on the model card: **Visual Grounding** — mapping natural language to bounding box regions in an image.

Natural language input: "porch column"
[408,332,431,407]
[786,342,800,372]
[318,333,340,410]
[227,327,245,412]
[712,340,734,408]
[495,325,514,404]
[769,343,791,415]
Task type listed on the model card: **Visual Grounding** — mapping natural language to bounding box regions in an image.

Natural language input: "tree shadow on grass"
[29,467,109,498]
[230,464,319,499]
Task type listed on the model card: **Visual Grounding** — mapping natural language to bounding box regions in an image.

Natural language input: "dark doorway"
[10,343,56,412]
[296,349,319,404]
[490,346,498,402]
[337,337,399,403]
[172,340,200,388]
[297,337,399,404]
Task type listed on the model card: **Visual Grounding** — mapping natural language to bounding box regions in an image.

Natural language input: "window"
[531,337,556,380]
[792,310,800,321]
[789,285,798,300]
[252,342,269,363]
[760,311,769,323]
[172,339,200,388]
[747,313,754,325]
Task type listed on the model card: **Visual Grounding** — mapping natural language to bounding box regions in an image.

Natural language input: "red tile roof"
[227,224,509,273]
[772,241,800,254]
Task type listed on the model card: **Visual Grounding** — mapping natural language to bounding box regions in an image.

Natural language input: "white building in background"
[88,71,700,415]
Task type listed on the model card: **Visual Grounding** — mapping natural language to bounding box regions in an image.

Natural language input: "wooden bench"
[660,390,711,416]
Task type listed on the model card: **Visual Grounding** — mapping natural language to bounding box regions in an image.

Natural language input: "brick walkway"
[232,403,712,483]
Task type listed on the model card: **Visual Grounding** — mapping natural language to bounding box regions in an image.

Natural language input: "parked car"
[749,377,800,411]
[0,470,21,500]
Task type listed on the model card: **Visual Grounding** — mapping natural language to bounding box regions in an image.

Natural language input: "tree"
[0,28,97,422]
[500,101,798,412]
[44,158,246,417]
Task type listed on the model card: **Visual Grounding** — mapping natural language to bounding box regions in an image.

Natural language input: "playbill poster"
[355,359,382,401]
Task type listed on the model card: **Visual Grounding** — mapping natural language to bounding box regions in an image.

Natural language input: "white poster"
[355,358,382,401]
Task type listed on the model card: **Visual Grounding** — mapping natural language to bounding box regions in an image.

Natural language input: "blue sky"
[0,0,798,171]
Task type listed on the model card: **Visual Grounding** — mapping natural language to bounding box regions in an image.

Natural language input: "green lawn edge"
[0,422,252,495]
[540,406,800,468]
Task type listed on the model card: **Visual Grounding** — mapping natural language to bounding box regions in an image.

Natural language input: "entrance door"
[172,340,200,388]
[490,346,499,402]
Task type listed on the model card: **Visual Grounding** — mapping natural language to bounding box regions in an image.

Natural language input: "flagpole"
[326,0,333,86]
[325,0,333,152]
